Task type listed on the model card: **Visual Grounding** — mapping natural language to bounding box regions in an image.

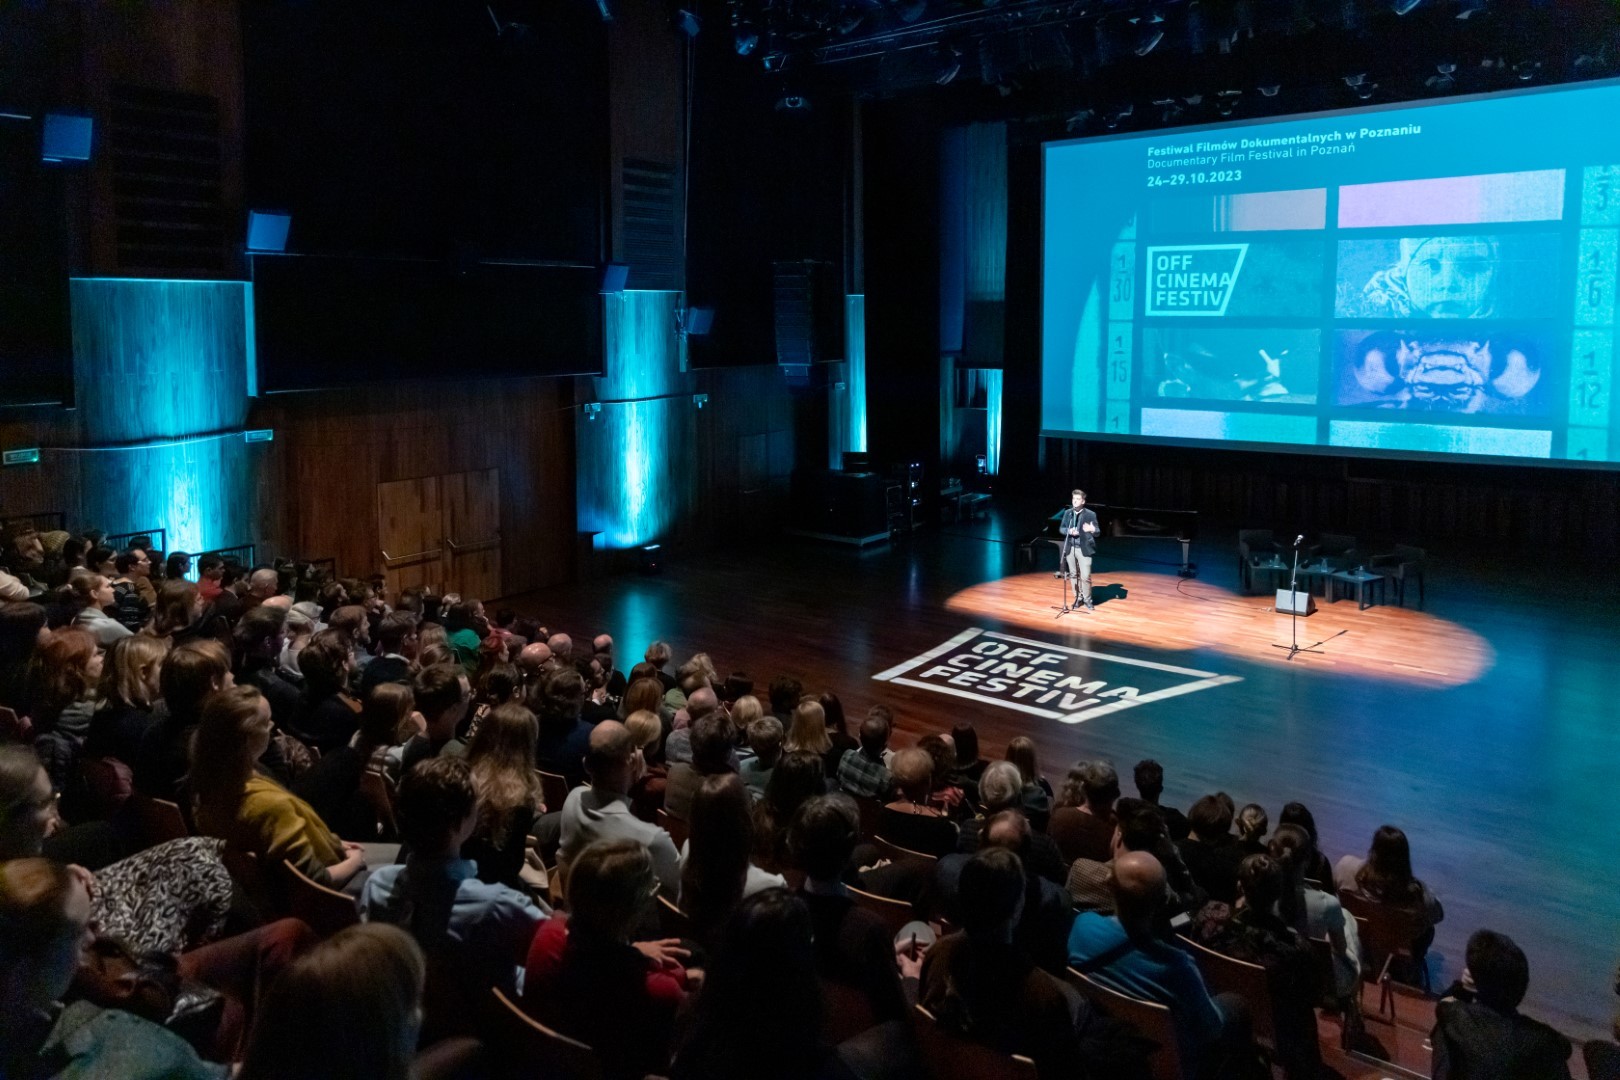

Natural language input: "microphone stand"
[1050,514,1075,619]
[1271,537,1324,660]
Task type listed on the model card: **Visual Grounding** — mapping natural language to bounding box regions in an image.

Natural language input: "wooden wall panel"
[252,375,576,597]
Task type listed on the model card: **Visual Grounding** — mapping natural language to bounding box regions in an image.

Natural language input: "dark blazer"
[1059,507,1100,559]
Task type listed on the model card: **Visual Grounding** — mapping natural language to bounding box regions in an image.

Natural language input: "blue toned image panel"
[1042,79,1620,466]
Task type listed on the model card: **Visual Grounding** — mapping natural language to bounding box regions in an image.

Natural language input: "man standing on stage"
[1061,489,1099,612]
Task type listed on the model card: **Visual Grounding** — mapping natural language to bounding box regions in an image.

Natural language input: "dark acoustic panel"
[0,125,71,406]
[251,256,603,393]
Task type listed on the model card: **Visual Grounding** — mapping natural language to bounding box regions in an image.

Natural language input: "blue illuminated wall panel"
[577,291,696,549]
[67,278,260,554]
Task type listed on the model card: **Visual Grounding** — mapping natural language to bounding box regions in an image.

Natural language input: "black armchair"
[1237,529,1281,593]
[1309,532,1359,571]
[1368,544,1426,608]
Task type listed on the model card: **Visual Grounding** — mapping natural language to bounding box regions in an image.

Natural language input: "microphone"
[1294,534,1304,547]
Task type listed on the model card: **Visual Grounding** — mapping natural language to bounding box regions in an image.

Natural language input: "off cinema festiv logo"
[873,628,1241,725]
[1144,244,1249,316]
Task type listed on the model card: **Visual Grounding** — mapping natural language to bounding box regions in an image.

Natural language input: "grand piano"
[1030,503,1199,577]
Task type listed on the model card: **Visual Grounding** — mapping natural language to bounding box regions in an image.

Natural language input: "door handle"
[381,546,442,567]
[444,534,500,554]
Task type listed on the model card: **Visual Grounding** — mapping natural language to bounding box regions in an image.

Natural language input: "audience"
[557,719,680,896]
[785,695,835,774]
[524,838,691,1080]
[295,680,412,842]
[70,573,131,646]
[875,747,957,857]
[624,706,669,821]
[84,634,165,764]
[532,665,590,789]
[752,749,826,873]
[819,691,858,772]
[958,760,1068,884]
[679,772,786,939]
[462,701,543,888]
[836,707,893,800]
[399,663,471,777]
[237,923,425,1080]
[950,721,987,785]
[1269,823,1359,1000]
[664,710,737,821]
[289,629,358,754]
[738,714,783,799]
[1431,929,1573,1080]
[1277,802,1334,885]
[1179,793,1246,905]
[1133,758,1189,840]
[935,809,1074,974]
[1335,823,1445,968]
[1050,759,1119,865]
[1235,803,1269,856]
[191,685,368,892]
[359,756,545,1004]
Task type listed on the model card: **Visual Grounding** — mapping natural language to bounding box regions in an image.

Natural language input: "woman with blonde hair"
[783,697,831,758]
[626,707,670,823]
[294,681,415,842]
[465,701,544,888]
[619,676,667,724]
[238,923,425,1080]
[728,694,763,729]
[86,634,166,763]
[191,685,367,892]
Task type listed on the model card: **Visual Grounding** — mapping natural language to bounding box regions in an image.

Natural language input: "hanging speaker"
[1275,589,1316,616]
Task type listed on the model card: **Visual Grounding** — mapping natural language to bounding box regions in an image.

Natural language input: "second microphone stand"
[1272,537,1324,660]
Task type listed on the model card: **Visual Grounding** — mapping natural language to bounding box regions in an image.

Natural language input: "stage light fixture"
[762,47,789,72]
[1102,103,1133,130]
[1258,84,1281,97]
[733,23,759,54]
[1153,97,1182,123]
[776,94,811,112]
[1064,108,1094,134]
[1455,0,1487,16]
[1391,0,1423,14]
[1514,59,1541,81]
[1426,62,1457,89]
[935,44,964,84]
[675,8,701,35]
[1131,10,1166,57]
[1215,89,1242,117]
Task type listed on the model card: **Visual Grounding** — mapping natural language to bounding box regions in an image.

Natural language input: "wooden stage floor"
[508,505,1620,1042]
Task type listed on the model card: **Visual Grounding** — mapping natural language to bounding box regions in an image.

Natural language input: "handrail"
[380,546,442,567]
[443,534,499,554]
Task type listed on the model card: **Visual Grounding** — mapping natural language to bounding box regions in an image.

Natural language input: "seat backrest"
[1393,544,1426,565]
[1584,1039,1620,1080]
[536,769,570,815]
[489,987,605,1080]
[1236,529,1274,557]
[79,756,134,819]
[1066,968,1185,1080]
[821,977,880,1045]
[872,833,939,865]
[1317,532,1358,556]
[282,859,360,938]
[130,793,190,846]
[1046,806,1093,866]
[847,883,915,939]
[656,893,693,939]
[655,807,689,850]
[358,768,398,840]
[912,1005,1039,1080]
[1178,935,1275,1049]
[1338,889,1424,959]
[853,795,883,839]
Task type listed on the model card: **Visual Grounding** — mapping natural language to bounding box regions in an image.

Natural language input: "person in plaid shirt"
[835,712,893,800]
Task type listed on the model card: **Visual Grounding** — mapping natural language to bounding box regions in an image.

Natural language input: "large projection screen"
[1041,80,1620,468]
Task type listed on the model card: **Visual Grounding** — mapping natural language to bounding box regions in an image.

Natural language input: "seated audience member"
[1050,759,1120,865]
[819,691,858,773]
[579,655,618,724]
[922,847,1114,1080]
[664,656,708,711]
[360,611,419,696]
[790,793,910,1024]
[644,640,676,692]
[876,747,958,857]
[1194,854,1323,1080]
[443,599,487,677]
[738,715,783,800]
[1068,851,1241,1076]
[663,710,737,822]
[398,663,471,778]
[110,550,155,632]
[1134,758,1190,841]
[191,686,368,892]
[325,605,372,673]
[663,685,721,764]
[1277,801,1335,885]
[26,629,102,792]
[935,810,1075,975]
[917,733,971,821]
[1269,824,1359,1000]
[766,671,801,725]
[752,750,826,873]
[1335,824,1444,966]
[672,889,855,1080]
[0,857,228,1080]
[135,639,238,800]
[278,602,317,682]
[2,743,233,953]
[240,567,280,613]
[463,702,544,889]
[233,605,303,733]
[951,722,988,785]
[1236,804,1269,856]
[1067,798,1203,921]
[70,573,131,646]
[295,681,414,842]
[1005,734,1055,809]
[288,629,359,754]
[360,756,544,1003]
[680,773,786,940]
[1179,794,1246,905]
[532,665,591,789]
[85,634,165,765]
[237,923,427,1080]
[1430,930,1573,1080]
[557,720,680,896]
[0,600,48,711]
[625,707,669,822]
[525,838,691,1080]
[594,633,627,697]
[783,695,834,774]
[959,761,1068,885]
[836,708,894,800]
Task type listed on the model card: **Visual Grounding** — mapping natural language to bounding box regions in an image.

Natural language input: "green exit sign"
[2,448,40,466]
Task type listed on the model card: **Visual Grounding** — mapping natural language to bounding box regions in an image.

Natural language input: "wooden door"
[442,467,502,601]
[378,475,444,595]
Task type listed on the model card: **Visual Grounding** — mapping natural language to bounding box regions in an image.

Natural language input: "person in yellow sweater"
[191,685,368,891]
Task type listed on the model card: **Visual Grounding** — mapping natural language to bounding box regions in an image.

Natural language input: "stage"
[509,502,1620,1042]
